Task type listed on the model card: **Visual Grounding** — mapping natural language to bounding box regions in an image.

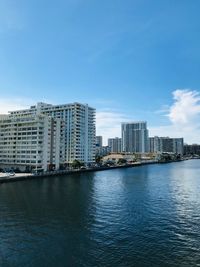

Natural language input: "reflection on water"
[0,160,200,267]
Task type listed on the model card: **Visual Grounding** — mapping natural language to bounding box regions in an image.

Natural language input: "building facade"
[96,136,103,148]
[96,135,103,148]
[149,136,184,155]
[108,137,122,153]
[121,122,149,153]
[9,102,96,164]
[184,144,200,155]
[96,146,111,157]
[95,136,103,156]
[0,114,65,171]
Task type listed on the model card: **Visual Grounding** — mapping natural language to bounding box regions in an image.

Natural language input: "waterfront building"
[149,136,184,155]
[108,137,122,153]
[7,102,96,165]
[0,114,65,171]
[173,138,184,155]
[121,122,149,153]
[184,144,200,156]
[103,153,136,164]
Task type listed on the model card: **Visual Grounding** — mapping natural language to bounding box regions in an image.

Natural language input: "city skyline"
[0,95,196,145]
[0,1,200,144]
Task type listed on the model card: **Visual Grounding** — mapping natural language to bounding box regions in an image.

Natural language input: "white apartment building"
[108,137,122,153]
[9,102,96,164]
[121,122,149,153]
[149,136,184,155]
[0,114,65,172]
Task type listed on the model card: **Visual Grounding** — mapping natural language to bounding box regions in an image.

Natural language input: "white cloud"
[96,89,200,145]
[150,89,200,144]
[168,89,200,125]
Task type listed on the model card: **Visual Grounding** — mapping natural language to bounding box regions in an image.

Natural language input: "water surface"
[0,160,200,267]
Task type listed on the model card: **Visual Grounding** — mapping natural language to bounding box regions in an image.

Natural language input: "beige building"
[103,153,136,164]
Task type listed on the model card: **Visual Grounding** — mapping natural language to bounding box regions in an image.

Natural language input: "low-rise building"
[103,153,136,164]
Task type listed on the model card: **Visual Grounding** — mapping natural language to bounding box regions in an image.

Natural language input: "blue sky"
[0,0,200,144]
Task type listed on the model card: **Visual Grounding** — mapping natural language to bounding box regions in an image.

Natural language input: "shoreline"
[0,159,187,184]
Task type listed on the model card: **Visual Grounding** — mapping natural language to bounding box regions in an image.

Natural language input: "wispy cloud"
[154,104,170,114]
[150,89,200,144]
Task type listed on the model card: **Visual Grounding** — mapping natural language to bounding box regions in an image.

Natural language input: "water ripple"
[1,160,200,266]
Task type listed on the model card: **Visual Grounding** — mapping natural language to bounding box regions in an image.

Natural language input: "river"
[0,160,200,267]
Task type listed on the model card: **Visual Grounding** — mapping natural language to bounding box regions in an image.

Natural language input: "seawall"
[0,160,183,184]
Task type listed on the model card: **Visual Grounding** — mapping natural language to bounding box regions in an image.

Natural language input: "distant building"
[96,146,111,157]
[122,122,149,153]
[103,153,136,164]
[108,137,122,153]
[149,136,184,155]
[184,144,200,155]
[96,136,103,148]
[173,138,184,155]
[149,137,155,153]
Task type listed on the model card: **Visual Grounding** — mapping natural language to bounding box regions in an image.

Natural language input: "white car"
[6,172,15,177]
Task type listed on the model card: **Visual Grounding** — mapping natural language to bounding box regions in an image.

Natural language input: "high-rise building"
[108,137,122,153]
[0,114,65,171]
[121,122,149,153]
[8,102,96,164]
[149,136,184,155]
[149,137,156,153]
[95,136,103,156]
[173,138,184,155]
[96,136,103,148]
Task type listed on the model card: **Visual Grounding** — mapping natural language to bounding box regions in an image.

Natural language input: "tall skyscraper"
[108,137,122,153]
[121,122,149,153]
